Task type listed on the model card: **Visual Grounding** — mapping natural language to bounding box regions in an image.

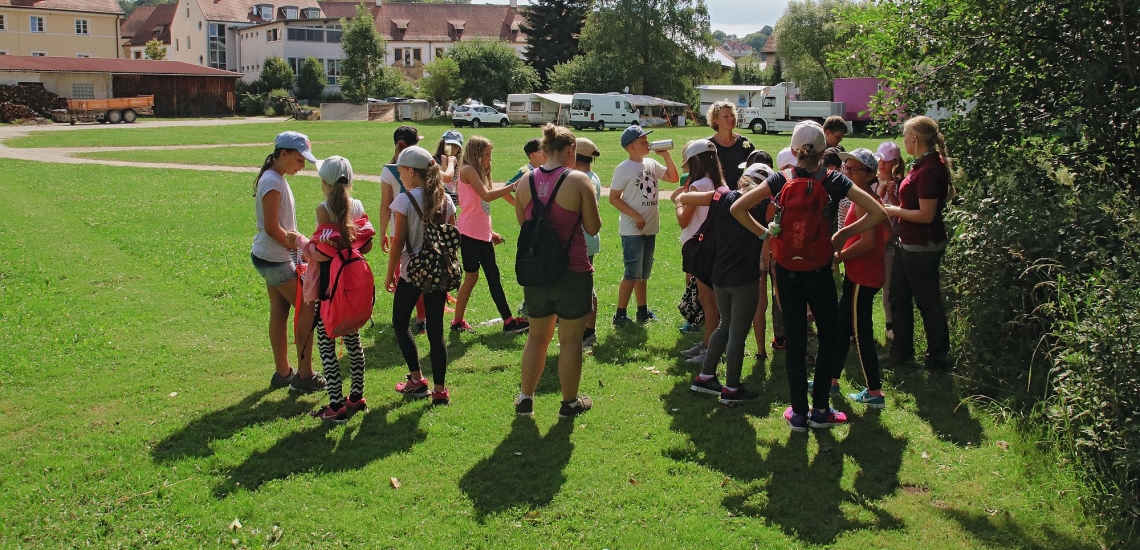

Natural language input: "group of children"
[250,108,953,430]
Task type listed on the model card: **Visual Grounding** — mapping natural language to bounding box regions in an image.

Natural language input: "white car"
[452,105,510,128]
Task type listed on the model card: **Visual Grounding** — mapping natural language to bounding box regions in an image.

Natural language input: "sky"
[482,0,787,39]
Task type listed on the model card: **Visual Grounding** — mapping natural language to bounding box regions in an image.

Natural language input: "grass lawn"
[0,123,1104,548]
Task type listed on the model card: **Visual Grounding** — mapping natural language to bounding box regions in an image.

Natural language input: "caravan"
[569,93,640,131]
[506,93,573,126]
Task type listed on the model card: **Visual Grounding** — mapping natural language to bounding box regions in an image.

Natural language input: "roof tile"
[0,55,242,76]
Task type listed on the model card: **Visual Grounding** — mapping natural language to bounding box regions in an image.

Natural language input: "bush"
[296,56,327,103]
[268,89,290,116]
[322,91,345,103]
[258,57,294,94]
[239,92,267,116]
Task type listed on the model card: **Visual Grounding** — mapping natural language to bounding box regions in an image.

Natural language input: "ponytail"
[415,162,446,219]
[324,177,356,248]
[253,148,284,196]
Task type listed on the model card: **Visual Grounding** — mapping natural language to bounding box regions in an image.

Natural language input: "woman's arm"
[514,172,532,226]
[378,183,395,253]
[577,175,602,237]
[261,189,299,249]
[834,186,888,249]
[885,199,938,224]
[730,182,774,239]
[384,210,408,293]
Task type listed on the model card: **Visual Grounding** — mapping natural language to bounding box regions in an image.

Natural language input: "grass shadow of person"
[592,323,649,365]
[895,369,985,447]
[151,388,312,463]
[446,328,530,364]
[940,507,1099,549]
[212,400,427,497]
[458,417,574,523]
[660,375,766,481]
[842,408,908,503]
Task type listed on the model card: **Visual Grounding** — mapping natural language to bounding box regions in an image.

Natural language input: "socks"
[698,373,715,381]
[637,305,648,317]
[518,393,534,402]
[616,308,627,318]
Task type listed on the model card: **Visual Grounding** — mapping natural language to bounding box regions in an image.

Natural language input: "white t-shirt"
[390,187,456,279]
[317,198,366,225]
[611,158,665,236]
[381,165,404,233]
[679,176,715,243]
[252,170,297,263]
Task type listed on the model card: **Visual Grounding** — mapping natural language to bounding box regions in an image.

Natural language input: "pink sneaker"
[807,408,848,429]
[431,388,450,406]
[395,375,429,398]
[345,395,368,411]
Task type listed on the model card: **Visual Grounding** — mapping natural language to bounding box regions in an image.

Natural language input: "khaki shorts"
[523,270,593,320]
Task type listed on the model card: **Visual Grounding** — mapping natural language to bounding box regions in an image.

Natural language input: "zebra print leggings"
[315,301,365,405]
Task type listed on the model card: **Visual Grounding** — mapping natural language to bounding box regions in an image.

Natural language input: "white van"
[506,93,572,126]
[569,93,639,131]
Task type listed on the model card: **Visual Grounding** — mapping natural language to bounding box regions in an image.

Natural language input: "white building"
[163,0,323,70]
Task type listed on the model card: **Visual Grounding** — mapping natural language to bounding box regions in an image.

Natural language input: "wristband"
[760,229,771,241]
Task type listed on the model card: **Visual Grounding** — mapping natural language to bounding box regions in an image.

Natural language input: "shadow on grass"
[212,400,427,497]
[458,417,573,522]
[940,507,1099,549]
[446,327,531,364]
[895,368,985,447]
[592,323,649,365]
[151,388,311,463]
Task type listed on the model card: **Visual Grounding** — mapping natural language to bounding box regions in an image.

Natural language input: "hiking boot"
[686,351,708,365]
[636,309,659,323]
[415,321,427,335]
[849,388,886,409]
[311,403,348,423]
[270,368,295,389]
[808,408,848,429]
[784,406,808,432]
[395,375,430,398]
[503,317,530,334]
[807,380,842,396]
[680,342,706,358]
[557,395,593,419]
[771,337,786,350]
[690,375,723,395]
[345,394,368,411]
[719,384,760,404]
[431,388,450,406]
[612,312,633,327]
[679,321,703,333]
[515,395,535,417]
[289,372,327,394]
[451,320,476,334]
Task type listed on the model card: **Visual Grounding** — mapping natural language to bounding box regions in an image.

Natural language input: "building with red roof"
[0,0,124,58]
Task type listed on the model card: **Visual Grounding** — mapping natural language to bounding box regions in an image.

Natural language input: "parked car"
[452,105,510,128]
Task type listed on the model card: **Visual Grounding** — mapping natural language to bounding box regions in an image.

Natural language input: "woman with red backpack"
[730,121,887,431]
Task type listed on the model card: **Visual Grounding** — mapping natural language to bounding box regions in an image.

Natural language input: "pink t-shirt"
[524,166,592,274]
[456,171,493,242]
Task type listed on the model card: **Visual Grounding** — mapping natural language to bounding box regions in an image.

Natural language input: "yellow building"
[0,0,123,58]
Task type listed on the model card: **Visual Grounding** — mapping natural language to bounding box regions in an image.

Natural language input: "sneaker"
[583,332,597,348]
[503,317,530,334]
[807,380,842,396]
[345,394,368,411]
[636,310,659,323]
[771,337,786,350]
[686,351,708,365]
[451,320,475,334]
[311,403,347,423]
[517,301,528,318]
[679,321,703,333]
[689,375,723,395]
[415,321,427,335]
[270,368,295,389]
[886,329,895,340]
[431,388,450,406]
[612,313,633,327]
[680,342,706,358]
[289,372,327,394]
[719,384,760,404]
[447,293,458,305]
[784,406,808,432]
[849,389,886,409]
[515,395,535,417]
[395,375,430,398]
[808,408,849,429]
[557,395,593,419]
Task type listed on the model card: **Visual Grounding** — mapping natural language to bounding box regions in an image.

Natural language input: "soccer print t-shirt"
[611,158,666,236]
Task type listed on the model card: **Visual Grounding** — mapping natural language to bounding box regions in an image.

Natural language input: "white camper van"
[506,93,573,126]
[569,93,640,131]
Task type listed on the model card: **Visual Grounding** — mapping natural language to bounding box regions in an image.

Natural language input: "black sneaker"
[690,375,723,395]
[636,309,659,323]
[503,317,530,334]
[270,368,295,389]
[719,384,760,404]
[612,313,633,327]
[289,372,327,394]
[557,395,593,419]
[515,395,534,417]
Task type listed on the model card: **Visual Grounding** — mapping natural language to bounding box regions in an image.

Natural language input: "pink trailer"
[833,77,886,132]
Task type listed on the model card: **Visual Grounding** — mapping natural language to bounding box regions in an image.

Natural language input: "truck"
[505,93,572,126]
[51,95,155,125]
[833,77,887,134]
[736,83,846,135]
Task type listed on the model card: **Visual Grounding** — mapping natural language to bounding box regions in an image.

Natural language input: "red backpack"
[313,222,376,338]
[771,167,834,271]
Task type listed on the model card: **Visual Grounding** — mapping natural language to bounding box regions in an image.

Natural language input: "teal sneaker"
[807,379,841,396]
[848,388,886,409]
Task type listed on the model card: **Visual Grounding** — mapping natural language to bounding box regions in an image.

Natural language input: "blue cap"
[274,131,317,162]
[442,130,464,147]
[620,125,652,148]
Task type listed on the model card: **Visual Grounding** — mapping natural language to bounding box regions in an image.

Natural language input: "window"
[508,102,525,112]
[186,36,191,50]
[529,101,542,111]
[303,8,320,18]
[0,51,9,55]
[286,27,323,42]
[208,23,226,69]
[75,19,89,35]
[266,28,279,41]
[287,57,300,74]
[281,6,298,19]
[30,16,44,33]
[76,53,91,58]
[762,96,776,108]
[324,25,341,43]
[133,51,142,59]
[435,48,444,59]
[412,48,421,62]
[0,14,6,31]
[392,47,402,64]
[175,39,179,51]
[31,51,47,56]
[325,58,341,85]
[71,83,95,99]
[571,98,591,111]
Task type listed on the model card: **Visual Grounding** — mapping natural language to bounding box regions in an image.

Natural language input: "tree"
[773,0,854,100]
[712,29,727,43]
[547,54,623,94]
[445,38,539,103]
[258,56,294,92]
[419,57,463,107]
[144,38,166,60]
[340,3,387,102]
[519,0,590,89]
[296,56,327,102]
[743,26,773,53]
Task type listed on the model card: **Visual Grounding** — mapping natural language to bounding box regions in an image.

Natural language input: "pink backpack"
[312,221,376,338]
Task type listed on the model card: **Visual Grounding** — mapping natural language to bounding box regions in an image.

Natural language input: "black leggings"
[392,278,448,385]
[776,265,850,414]
[839,276,882,391]
[460,235,513,319]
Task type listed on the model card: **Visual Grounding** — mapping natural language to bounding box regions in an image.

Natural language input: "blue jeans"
[251,253,296,286]
[620,234,656,280]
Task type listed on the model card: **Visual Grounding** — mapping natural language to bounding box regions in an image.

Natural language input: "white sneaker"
[680,342,705,358]
[886,329,895,340]
[686,351,707,364]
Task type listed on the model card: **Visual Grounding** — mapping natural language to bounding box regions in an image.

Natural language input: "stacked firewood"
[0,85,68,117]
[0,102,43,123]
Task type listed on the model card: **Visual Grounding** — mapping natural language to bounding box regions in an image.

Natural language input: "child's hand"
[634,214,646,230]
[381,234,392,253]
[384,272,397,293]
[491,232,504,245]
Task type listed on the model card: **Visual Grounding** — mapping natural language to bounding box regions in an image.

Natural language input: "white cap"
[743,163,775,181]
[317,155,353,185]
[790,120,826,154]
[682,139,716,164]
[876,141,900,162]
[776,147,796,170]
[396,146,435,170]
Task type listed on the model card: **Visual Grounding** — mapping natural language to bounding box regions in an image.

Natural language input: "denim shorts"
[251,253,297,286]
[621,234,656,280]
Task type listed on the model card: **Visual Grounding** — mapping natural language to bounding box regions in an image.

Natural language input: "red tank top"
[524,166,593,273]
[842,199,890,288]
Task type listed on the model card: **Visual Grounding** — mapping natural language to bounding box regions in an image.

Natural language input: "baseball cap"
[523,138,542,156]
[393,125,422,146]
[876,141,900,162]
[838,148,878,171]
[776,147,796,169]
[442,130,464,147]
[682,139,717,164]
[575,137,600,158]
[743,163,775,181]
[790,120,826,153]
[274,131,317,163]
[620,125,652,148]
[317,155,353,185]
[738,149,773,170]
[396,145,435,169]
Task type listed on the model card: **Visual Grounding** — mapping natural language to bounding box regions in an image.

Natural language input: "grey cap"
[620,124,652,148]
[838,148,877,171]
[317,155,353,185]
[396,146,435,169]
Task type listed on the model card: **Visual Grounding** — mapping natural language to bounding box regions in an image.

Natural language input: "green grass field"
[0,121,1104,547]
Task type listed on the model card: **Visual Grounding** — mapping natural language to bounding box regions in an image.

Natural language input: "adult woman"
[513,124,602,419]
[883,116,953,370]
[706,101,755,189]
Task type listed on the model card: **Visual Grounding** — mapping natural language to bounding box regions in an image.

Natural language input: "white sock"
[697,373,715,381]
[518,393,534,402]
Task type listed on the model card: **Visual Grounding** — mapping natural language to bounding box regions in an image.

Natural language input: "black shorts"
[460,235,496,274]
[523,270,593,320]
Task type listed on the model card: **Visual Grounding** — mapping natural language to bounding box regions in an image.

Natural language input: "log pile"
[0,84,68,117]
[0,102,43,123]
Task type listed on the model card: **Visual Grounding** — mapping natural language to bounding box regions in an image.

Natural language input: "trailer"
[51,95,155,124]
[736,83,846,134]
[834,77,887,133]
[505,93,572,126]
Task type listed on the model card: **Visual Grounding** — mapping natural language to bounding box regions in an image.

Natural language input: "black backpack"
[404,193,462,293]
[680,187,727,287]
[516,169,578,287]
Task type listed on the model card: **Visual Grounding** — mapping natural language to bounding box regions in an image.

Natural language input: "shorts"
[621,234,656,280]
[460,234,495,273]
[523,270,593,320]
[251,252,297,286]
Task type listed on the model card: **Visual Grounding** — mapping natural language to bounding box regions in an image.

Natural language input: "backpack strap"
[385,164,406,194]
[529,167,581,251]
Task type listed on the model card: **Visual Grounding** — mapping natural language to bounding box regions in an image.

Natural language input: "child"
[876,140,904,340]
[823,116,848,151]
[737,162,783,359]
[434,129,463,206]
[574,137,604,347]
[506,138,546,186]
[385,146,456,406]
[305,156,373,422]
[251,131,324,393]
[378,125,429,333]
[451,136,530,334]
[610,124,678,326]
